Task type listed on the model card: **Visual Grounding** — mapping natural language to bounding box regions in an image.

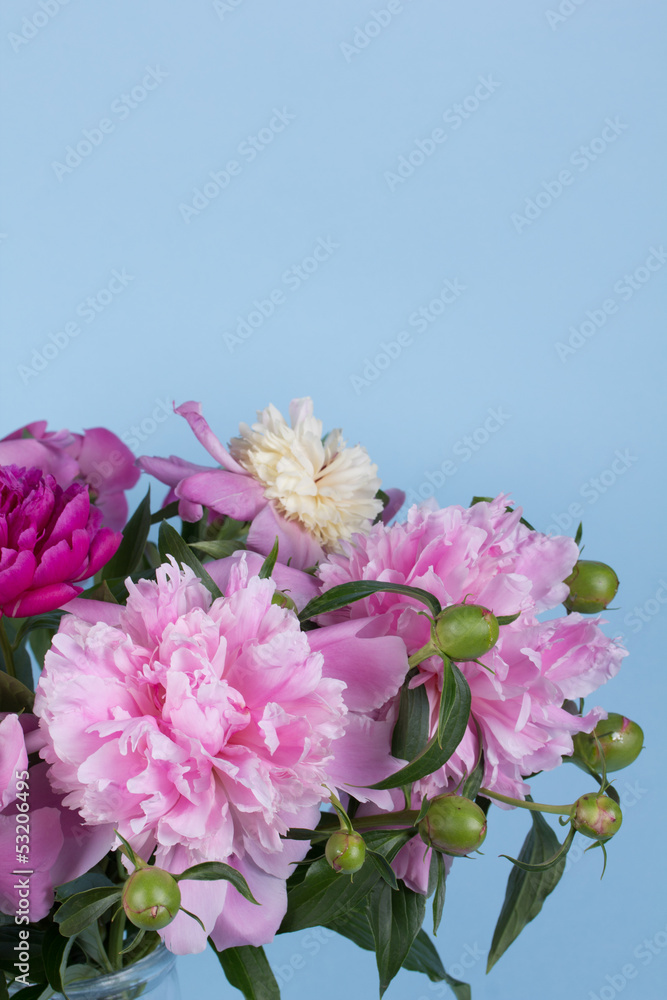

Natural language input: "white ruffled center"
[229,398,382,550]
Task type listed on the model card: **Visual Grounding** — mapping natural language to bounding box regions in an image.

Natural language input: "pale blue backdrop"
[1,1,666,997]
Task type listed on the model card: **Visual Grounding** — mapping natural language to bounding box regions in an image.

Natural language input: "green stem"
[108,908,127,971]
[0,619,16,678]
[408,642,437,669]
[480,787,573,815]
[318,809,420,832]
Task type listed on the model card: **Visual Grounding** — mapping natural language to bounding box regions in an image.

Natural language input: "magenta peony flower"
[0,422,140,530]
[318,495,625,801]
[35,556,408,953]
[0,466,121,617]
[0,713,114,921]
[139,399,403,569]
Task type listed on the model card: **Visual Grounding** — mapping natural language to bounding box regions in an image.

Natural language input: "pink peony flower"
[35,556,408,953]
[0,713,114,921]
[0,422,140,530]
[139,399,403,570]
[0,465,121,617]
[318,495,625,799]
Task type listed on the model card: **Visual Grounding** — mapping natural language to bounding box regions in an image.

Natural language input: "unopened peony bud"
[419,794,487,856]
[572,714,644,773]
[571,793,622,841]
[271,590,297,611]
[434,604,499,661]
[122,867,182,930]
[564,561,619,614]
[325,831,366,874]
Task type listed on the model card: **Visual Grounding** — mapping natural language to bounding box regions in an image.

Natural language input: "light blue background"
[2,1,666,997]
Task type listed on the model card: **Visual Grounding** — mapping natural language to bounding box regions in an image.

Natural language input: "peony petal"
[176,469,266,521]
[247,502,324,570]
[175,401,247,473]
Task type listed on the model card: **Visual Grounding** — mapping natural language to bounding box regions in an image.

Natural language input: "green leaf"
[500,824,575,873]
[12,614,63,650]
[42,924,74,995]
[366,851,399,891]
[431,851,446,936]
[367,880,427,997]
[77,581,119,604]
[10,985,53,999]
[158,521,223,600]
[258,538,279,579]
[114,830,139,870]
[149,500,181,524]
[438,968,471,1000]
[103,489,151,580]
[391,673,430,763]
[190,539,242,560]
[574,521,583,547]
[496,612,520,626]
[328,911,449,984]
[0,975,8,1000]
[176,863,258,904]
[212,944,280,1000]
[0,671,34,712]
[487,809,569,972]
[280,829,413,933]
[55,872,115,902]
[371,662,470,791]
[461,725,484,802]
[55,887,122,937]
[299,581,441,623]
[437,657,471,753]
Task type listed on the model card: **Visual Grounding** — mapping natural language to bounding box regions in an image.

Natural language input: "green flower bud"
[121,867,182,930]
[271,590,297,612]
[325,831,366,874]
[434,604,499,661]
[564,561,619,614]
[418,794,487,856]
[572,714,644,773]
[571,793,623,841]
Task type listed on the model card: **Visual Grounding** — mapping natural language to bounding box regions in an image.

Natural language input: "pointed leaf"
[430,851,446,935]
[366,851,399,891]
[176,862,258,903]
[391,672,430,763]
[258,538,279,579]
[299,582,441,622]
[487,809,569,971]
[55,887,122,937]
[496,612,520,626]
[190,540,242,559]
[42,924,75,995]
[150,500,181,524]
[500,824,575,873]
[328,911,449,983]
[158,521,223,600]
[368,880,427,997]
[212,944,280,1000]
[437,657,471,753]
[461,725,485,802]
[103,489,151,579]
[574,521,583,547]
[0,672,34,713]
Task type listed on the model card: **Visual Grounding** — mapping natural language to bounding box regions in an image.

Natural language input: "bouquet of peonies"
[0,399,643,998]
